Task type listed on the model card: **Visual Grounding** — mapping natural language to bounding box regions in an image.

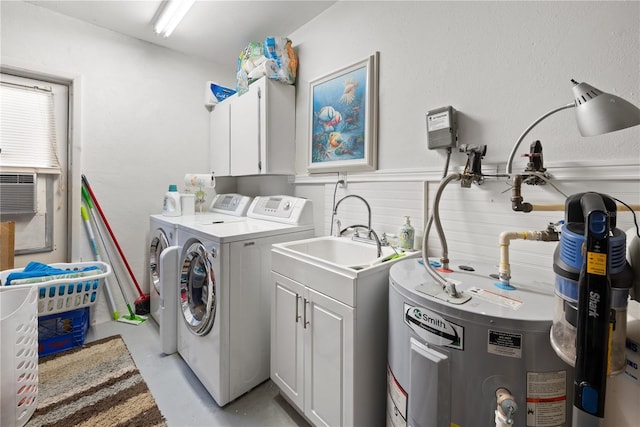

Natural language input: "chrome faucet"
[345,226,382,258]
[332,194,372,232]
[331,194,382,257]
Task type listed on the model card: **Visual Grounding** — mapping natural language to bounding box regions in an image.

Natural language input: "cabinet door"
[271,272,305,409]
[304,288,354,427]
[230,83,261,176]
[209,101,230,176]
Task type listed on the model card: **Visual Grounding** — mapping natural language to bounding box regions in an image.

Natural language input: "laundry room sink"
[279,235,400,269]
[271,236,417,306]
[271,235,417,424]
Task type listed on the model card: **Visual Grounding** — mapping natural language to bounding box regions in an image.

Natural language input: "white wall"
[289,1,639,240]
[1,1,228,309]
[290,1,639,176]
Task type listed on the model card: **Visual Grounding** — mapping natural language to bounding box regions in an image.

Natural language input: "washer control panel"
[209,193,252,216]
[247,196,313,225]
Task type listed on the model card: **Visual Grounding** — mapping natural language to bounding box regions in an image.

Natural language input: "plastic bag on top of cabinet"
[264,36,298,84]
[235,37,298,94]
[236,41,263,95]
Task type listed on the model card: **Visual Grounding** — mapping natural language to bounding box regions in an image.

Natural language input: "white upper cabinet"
[209,77,295,177]
[209,101,231,176]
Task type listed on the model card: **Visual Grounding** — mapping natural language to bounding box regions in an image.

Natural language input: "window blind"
[0,81,61,174]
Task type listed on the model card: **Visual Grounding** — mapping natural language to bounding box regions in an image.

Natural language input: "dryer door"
[149,229,170,294]
[180,242,217,336]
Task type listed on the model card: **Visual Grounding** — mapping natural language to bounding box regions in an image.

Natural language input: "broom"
[81,175,150,315]
[82,191,146,325]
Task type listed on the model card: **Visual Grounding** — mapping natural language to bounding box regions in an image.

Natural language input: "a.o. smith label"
[403,303,464,350]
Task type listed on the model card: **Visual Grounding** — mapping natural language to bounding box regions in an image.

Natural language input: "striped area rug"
[25,335,167,427]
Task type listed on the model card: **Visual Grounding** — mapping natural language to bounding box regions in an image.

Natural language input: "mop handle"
[81,175,145,296]
[81,186,129,295]
[81,205,100,256]
[83,189,134,306]
[81,205,118,319]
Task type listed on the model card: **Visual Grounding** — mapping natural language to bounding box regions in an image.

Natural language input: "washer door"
[149,230,169,294]
[180,242,216,336]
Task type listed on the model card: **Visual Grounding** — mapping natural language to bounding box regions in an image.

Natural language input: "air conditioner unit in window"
[0,173,36,214]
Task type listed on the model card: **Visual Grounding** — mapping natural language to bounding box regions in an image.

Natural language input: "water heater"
[388,259,573,427]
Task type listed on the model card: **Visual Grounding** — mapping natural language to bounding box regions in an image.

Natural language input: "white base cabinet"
[209,76,295,177]
[271,267,388,427]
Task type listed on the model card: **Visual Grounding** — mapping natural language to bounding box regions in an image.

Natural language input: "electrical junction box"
[426,106,457,150]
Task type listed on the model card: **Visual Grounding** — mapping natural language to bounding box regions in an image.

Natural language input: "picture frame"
[307,52,379,173]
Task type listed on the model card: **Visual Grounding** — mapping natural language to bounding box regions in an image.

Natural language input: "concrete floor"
[85,318,310,427]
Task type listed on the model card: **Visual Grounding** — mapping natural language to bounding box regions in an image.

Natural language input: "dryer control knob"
[283,201,291,210]
[210,248,217,258]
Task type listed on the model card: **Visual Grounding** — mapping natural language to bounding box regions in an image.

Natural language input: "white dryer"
[148,193,251,324]
[165,196,314,407]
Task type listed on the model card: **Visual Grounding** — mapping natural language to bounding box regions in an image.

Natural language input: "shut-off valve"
[495,388,518,426]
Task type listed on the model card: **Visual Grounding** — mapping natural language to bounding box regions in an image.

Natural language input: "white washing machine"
[163,195,314,407]
[148,193,252,324]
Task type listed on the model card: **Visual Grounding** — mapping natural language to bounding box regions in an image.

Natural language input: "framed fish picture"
[307,52,379,173]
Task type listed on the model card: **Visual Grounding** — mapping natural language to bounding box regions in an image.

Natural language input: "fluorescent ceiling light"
[153,0,195,38]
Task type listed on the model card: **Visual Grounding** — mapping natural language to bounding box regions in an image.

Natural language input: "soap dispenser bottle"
[398,216,415,250]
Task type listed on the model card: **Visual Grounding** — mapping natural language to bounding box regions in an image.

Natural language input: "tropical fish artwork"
[327,132,343,148]
[311,65,368,164]
[316,106,342,132]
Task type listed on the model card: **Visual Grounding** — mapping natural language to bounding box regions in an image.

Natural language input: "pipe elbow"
[510,175,533,212]
[511,199,533,212]
[500,231,532,246]
[499,231,516,245]
[501,230,540,244]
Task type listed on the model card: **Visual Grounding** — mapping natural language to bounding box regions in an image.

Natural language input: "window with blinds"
[0,73,68,257]
[0,81,62,174]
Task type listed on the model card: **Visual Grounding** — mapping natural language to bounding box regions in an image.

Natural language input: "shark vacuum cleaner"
[551,192,633,426]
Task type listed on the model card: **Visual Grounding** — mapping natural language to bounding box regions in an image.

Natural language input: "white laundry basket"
[0,261,111,315]
[0,284,39,427]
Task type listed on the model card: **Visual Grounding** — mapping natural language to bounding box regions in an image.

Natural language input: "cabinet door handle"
[295,294,301,323]
[303,298,310,328]
[255,86,262,171]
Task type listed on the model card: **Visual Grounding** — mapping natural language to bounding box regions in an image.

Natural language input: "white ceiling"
[26,1,336,66]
